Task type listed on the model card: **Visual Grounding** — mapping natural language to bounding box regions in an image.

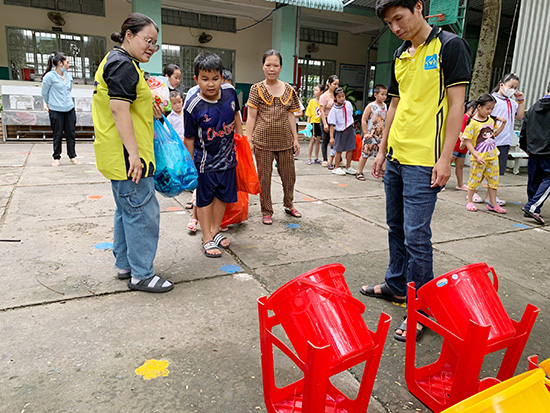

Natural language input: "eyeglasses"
[135,33,160,52]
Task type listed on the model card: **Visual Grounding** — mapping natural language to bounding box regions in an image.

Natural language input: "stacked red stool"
[258,263,391,412]
[405,263,539,412]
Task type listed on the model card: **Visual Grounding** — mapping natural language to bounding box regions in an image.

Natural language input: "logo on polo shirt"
[424,54,438,70]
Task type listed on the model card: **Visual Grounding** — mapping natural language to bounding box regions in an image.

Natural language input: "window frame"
[4,0,105,16]
[161,8,236,33]
[161,43,236,93]
[6,26,106,83]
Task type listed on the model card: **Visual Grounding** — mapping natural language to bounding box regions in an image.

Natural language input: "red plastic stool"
[405,263,539,413]
[258,263,391,412]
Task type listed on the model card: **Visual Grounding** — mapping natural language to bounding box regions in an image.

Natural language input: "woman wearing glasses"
[92,13,173,293]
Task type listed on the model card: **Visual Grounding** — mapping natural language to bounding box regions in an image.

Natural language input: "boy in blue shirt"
[184,52,240,257]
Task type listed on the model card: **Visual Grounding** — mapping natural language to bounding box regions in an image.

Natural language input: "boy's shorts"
[196,167,237,207]
[313,123,321,137]
[452,151,466,159]
[362,136,381,159]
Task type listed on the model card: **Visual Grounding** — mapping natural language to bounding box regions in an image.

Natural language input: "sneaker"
[332,168,346,175]
[485,197,506,206]
[344,167,357,175]
[321,161,328,167]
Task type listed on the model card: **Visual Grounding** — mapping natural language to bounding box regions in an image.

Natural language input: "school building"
[0,0,548,109]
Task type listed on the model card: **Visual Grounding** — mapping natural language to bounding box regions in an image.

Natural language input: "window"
[298,58,337,99]
[162,8,236,33]
[300,27,339,46]
[161,44,236,93]
[4,0,105,16]
[6,27,106,82]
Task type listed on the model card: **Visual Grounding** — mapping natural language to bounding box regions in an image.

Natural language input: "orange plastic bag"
[221,191,249,227]
[234,134,260,195]
[351,134,362,162]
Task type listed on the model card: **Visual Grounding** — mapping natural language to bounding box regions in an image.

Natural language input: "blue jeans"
[525,155,550,214]
[383,160,441,297]
[111,177,160,280]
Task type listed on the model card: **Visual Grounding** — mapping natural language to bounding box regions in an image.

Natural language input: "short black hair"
[373,84,388,94]
[546,81,550,94]
[333,87,345,100]
[375,0,424,19]
[262,49,283,66]
[193,52,223,77]
[222,69,233,83]
[169,90,182,100]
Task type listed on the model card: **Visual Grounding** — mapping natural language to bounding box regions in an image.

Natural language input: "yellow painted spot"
[135,359,170,380]
[392,302,407,308]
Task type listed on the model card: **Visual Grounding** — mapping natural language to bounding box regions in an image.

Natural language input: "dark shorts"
[453,151,466,159]
[313,123,322,137]
[196,167,237,207]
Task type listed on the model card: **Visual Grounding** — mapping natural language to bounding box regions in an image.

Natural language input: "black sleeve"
[103,58,139,102]
[388,49,400,97]
[235,93,241,112]
[440,36,472,88]
[519,111,528,151]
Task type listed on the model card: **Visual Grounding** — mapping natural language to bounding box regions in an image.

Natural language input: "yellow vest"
[92,48,155,180]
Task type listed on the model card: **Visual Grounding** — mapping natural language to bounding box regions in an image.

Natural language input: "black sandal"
[203,241,222,258]
[359,282,406,304]
[356,172,366,181]
[127,275,174,293]
[213,232,230,249]
[394,317,424,342]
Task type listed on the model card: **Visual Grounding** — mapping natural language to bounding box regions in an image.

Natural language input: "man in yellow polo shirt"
[360,0,471,341]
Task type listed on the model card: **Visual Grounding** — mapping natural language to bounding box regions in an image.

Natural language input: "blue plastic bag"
[153,116,198,197]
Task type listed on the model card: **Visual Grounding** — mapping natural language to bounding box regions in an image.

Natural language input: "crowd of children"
[160,55,532,262]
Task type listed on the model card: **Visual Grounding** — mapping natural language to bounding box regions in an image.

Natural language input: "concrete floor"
[0,141,548,412]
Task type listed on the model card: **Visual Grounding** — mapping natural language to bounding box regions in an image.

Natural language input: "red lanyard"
[505,99,513,122]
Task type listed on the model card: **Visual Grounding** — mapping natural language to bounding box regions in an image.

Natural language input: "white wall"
[0,0,371,90]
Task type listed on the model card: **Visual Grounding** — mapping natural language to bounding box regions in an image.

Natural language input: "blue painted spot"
[95,242,113,250]
[513,224,530,229]
[507,201,522,205]
[286,223,301,229]
[220,265,242,274]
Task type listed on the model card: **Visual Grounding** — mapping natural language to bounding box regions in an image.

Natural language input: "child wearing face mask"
[328,87,357,176]
[489,73,526,205]
[463,94,507,214]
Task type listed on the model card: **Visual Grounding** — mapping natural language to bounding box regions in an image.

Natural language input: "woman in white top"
[490,73,525,205]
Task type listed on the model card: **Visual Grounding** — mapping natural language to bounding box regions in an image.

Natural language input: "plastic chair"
[405,263,539,413]
[441,369,550,413]
[258,263,391,412]
[527,355,550,391]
